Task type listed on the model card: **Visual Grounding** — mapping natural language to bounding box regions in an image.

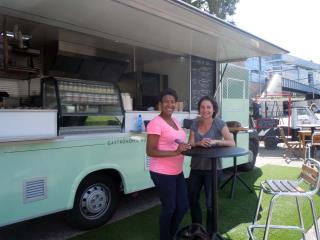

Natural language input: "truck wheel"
[65,175,119,229]
[264,137,278,150]
[239,140,258,171]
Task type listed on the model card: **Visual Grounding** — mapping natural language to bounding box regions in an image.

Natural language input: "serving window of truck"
[0,0,287,230]
[42,77,123,135]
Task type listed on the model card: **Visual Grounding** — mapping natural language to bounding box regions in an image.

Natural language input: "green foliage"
[182,0,239,20]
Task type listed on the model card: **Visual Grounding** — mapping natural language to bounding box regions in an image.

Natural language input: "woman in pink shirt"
[146,88,190,240]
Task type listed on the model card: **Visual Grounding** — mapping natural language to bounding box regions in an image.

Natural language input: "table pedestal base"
[220,157,254,198]
[220,173,254,198]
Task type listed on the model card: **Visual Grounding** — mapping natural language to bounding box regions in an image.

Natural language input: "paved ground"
[0,144,317,240]
[256,142,304,168]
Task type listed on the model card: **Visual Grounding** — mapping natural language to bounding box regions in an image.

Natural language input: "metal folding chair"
[247,157,320,240]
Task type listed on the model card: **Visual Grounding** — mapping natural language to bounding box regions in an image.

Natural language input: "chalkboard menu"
[191,56,216,110]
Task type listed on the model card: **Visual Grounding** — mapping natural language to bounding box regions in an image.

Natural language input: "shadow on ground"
[258,145,284,158]
[218,168,263,238]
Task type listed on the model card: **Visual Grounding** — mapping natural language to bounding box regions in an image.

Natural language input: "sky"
[232,0,320,64]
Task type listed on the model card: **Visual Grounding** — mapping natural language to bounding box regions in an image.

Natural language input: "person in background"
[188,96,235,235]
[146,88,190,240]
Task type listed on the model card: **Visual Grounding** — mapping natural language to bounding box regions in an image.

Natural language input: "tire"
[239,140,258,171]
[264,137,278,150]
[64,175,119,230]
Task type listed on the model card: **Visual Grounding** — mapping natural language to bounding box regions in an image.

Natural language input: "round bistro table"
[183,146,249,240]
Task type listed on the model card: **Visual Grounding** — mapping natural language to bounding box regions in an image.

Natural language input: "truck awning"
[0,0,288,61]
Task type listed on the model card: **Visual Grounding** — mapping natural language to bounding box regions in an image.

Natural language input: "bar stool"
[247,157,320,240]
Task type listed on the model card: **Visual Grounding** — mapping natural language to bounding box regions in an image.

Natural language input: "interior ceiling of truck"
[0,0,288,62]
[0,15,177,66]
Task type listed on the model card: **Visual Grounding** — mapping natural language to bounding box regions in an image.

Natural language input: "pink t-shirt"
[147,115,186,175]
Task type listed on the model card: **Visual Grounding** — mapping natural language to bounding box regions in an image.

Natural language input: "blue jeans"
[188,169,213,234]
[150,171,189,240]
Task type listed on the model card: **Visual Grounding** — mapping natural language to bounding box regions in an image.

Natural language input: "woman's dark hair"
[159,88,178,102]
[198,96,218,118]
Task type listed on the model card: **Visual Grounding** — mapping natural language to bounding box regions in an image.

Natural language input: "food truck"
[0,0,288,230]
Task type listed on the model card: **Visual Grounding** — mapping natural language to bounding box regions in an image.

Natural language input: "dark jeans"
[150,171,189,240]
[188,169,213,234]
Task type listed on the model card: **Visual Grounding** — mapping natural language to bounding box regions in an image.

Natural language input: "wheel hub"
[80,184,110,219]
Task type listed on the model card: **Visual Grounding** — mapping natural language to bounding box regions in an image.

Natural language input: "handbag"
[174,223,211,240]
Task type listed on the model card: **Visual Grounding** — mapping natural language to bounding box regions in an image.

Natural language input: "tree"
[182,0,239,20]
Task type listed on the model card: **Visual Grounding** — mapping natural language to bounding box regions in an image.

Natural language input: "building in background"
[245,54,320,119]
[247,54,320,100]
